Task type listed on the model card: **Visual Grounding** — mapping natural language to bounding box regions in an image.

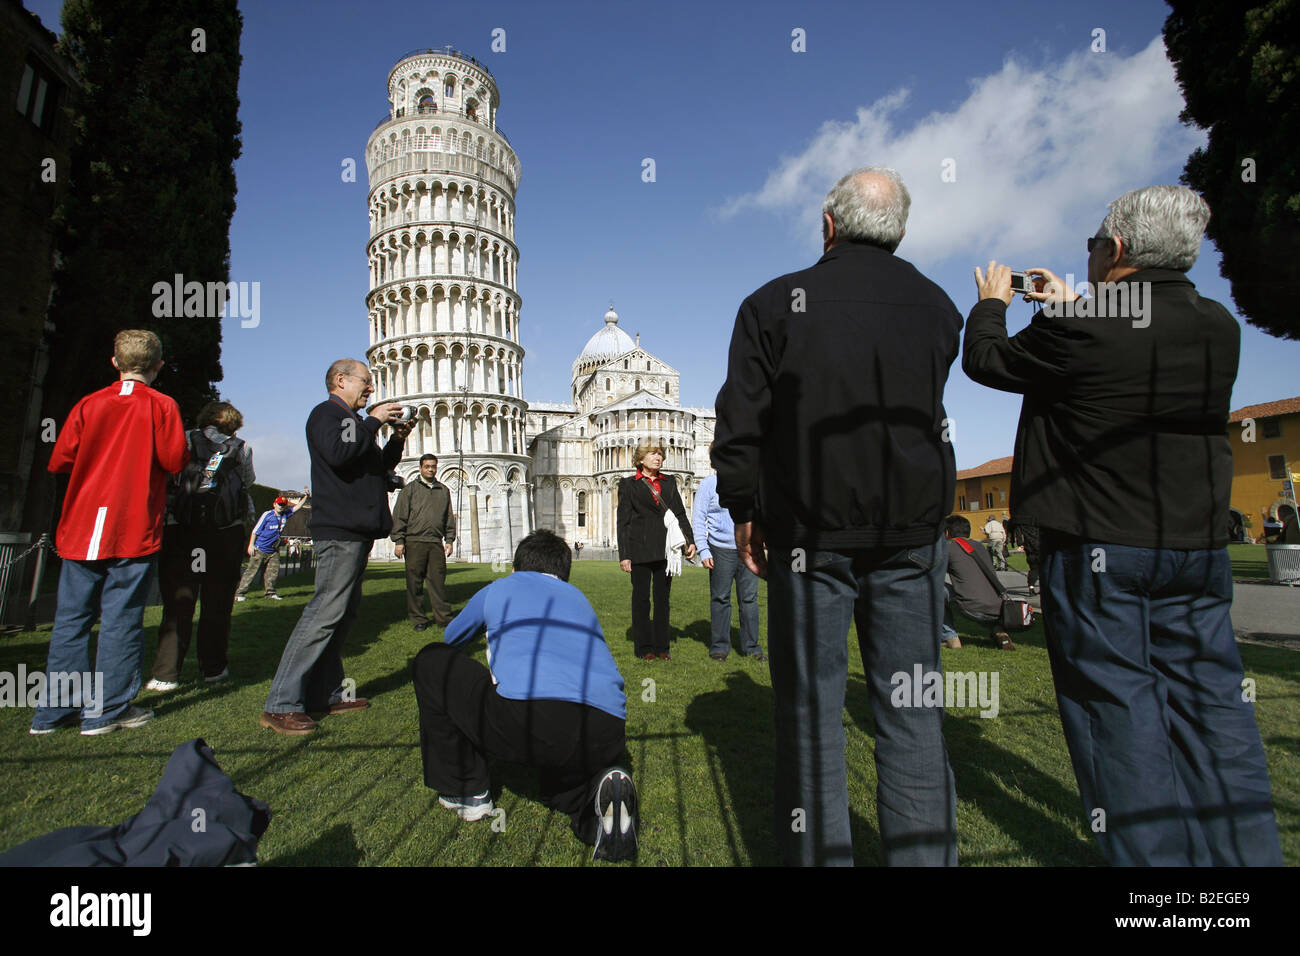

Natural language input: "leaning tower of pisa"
[364,47,530,562]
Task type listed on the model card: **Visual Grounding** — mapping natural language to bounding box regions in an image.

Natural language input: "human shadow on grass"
[845,673,1104,866]
[265,822,364,866]
[684,670,879,865]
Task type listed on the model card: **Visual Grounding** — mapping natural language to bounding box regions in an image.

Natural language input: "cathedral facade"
[526,307,715,551]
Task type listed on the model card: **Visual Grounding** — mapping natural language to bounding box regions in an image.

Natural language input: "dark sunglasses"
[1087,236,1113,253]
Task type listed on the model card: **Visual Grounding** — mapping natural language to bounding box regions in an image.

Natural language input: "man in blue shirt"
[236,495,305,602]
[692,455,764,662]
[410,529,637,862]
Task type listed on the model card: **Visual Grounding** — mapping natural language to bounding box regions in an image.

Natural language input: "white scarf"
[664,509,685,576]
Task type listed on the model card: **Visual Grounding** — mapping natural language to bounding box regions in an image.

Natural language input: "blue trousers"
[1040,534,1282,865]
[31,555,155,731]
[708,546,762,656]
[766,538,957,866]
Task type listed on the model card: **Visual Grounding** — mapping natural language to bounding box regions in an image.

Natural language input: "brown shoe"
[327,698,370,715]
[260,711,316,735]
[657,652,670,660]
[641,653,657,661]
[995,632,1017,651]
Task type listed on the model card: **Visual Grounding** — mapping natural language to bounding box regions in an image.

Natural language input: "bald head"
[822,166,910,252]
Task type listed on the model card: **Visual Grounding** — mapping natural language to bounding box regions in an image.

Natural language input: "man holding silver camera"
[260,359,413,735]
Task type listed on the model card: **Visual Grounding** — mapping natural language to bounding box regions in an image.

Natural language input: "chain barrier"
[0,534,52,574]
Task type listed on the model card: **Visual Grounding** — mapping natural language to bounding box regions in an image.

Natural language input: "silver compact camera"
[398,405,416,422]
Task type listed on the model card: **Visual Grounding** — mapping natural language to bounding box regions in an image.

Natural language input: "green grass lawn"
[1,560,1296,866]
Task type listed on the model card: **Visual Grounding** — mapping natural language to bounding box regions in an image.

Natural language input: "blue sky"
[26,0,1300,490]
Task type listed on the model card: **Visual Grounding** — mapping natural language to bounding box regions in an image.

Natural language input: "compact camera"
[398,405,416,422]
[1009,271,1037,294]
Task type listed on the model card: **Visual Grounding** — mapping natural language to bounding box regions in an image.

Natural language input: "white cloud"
[241,430,311,493]
[722,36,1206,268]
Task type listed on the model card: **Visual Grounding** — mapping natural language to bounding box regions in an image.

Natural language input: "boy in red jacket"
[30,330,189,736]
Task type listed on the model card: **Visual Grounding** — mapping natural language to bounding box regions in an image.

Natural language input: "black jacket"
[714,241,961,550]
[617,473,694,564]
[306,395,405,542]
[963,269,1239,550]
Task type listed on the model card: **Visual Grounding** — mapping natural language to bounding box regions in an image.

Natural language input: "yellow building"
[953,456,1013,521]
[956,395,1300,543]
[1228,396,1300,540]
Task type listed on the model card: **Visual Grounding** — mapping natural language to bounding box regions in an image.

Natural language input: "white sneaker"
[145,679,180,692]
[267,594,283,601]
[236,596,247,602]
[203,668,229,683]
[438,791,495,821]
[81,706,155,736]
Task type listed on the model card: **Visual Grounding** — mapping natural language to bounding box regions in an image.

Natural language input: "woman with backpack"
[146,401,255,692]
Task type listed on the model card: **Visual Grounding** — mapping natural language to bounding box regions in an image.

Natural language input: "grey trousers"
[264,539,369,714]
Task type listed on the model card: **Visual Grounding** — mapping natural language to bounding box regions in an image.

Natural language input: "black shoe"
[710,653,728,662]
[413,622,429,632]
[748,651,768,662]
[592,768,638,862]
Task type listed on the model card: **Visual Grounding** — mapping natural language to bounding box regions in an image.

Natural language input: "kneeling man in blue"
[411,529,636,861]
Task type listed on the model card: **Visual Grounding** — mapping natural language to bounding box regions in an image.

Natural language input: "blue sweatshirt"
[691,473,737,560]
[443,572,626,720]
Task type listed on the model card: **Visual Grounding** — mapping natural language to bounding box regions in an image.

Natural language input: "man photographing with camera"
[963,184,1282,865]
[260,358,414,735]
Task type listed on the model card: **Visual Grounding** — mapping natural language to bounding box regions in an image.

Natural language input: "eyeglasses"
[343,372,374,387]
[1087,236,1113,253]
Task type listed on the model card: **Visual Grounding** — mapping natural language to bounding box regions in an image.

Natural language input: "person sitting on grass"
[410,529,637,862]
[940,514,1016,651]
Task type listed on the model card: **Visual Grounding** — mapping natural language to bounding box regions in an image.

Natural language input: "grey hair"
[325,358,365,392]
[1098,185,1210,271]
[822,166,911,251]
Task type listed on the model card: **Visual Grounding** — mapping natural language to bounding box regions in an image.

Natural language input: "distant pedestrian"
[692,450,764,662]
[983,513,1008,570]
[236,494,306,602]
[391,454,456,632]
[617,443,696,661]
[31,330,188,736]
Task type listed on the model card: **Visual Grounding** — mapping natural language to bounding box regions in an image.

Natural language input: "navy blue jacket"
[0,739,270,866]
[307,395,405,542]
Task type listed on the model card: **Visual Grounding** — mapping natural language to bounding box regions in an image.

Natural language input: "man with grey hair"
[964,184,1283,865]
[259,359,413,735]
[714,166,961,866]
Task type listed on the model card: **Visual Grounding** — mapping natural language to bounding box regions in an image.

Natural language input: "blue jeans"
[264,539,370,714]
[767,537,957,866]
[31,556,155,732]
[708,547,761,656]
[1040,534,1283,865]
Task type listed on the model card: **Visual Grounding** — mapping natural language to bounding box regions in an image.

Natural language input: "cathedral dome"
[576,306,635,366]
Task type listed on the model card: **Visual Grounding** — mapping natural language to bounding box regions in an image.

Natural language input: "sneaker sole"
[438,796,495,821]
[593,770,638,862]
[81,714,153,736]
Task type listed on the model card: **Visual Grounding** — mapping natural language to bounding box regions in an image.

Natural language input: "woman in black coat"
[617,443,696,659]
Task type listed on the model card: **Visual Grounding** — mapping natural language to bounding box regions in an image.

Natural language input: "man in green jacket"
[392,454,457,631]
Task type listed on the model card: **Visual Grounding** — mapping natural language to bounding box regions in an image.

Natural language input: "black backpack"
[171,430,248,530]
